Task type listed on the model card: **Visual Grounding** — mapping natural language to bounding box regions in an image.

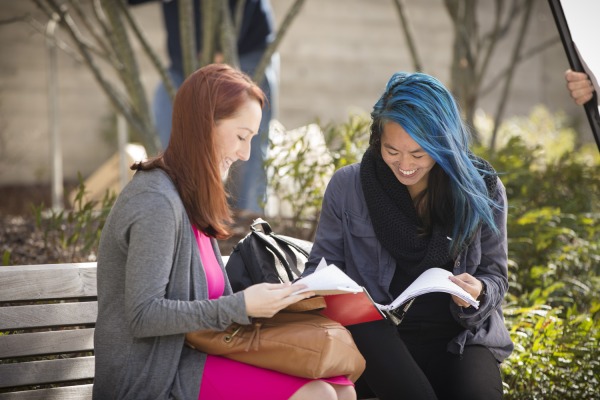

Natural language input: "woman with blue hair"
[304,72,513,399]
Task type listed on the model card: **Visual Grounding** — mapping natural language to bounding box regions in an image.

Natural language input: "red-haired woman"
[93,64,356,400]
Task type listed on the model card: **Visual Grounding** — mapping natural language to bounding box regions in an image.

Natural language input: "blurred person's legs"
[153,67,185,150]
[226,50,279,215]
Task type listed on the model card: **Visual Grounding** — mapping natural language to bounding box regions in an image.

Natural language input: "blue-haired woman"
[304,72,513,400]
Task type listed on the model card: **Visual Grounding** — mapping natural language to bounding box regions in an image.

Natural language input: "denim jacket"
[305,163,514,362]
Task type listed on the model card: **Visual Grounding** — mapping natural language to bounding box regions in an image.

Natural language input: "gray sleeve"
[304,169,348,276]
[114,192,249,338]
[450,178,509,328]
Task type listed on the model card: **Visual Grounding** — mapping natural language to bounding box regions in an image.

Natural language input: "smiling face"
[214,97,263,177]
[380,121,436,199]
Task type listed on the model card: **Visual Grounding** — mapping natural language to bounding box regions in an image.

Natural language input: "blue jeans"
[153,51,279,214]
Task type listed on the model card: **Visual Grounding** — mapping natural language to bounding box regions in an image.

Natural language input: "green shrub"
[33,174,116,263]
[474,108,600,398]
[502,304,599,399]
[265,115,370,237]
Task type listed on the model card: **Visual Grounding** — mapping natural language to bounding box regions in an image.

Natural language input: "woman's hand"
[448,273,483,308]
[242,283,315,318]
[565,69,594,105]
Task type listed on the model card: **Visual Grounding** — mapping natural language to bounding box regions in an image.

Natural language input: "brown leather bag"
[185,311,366,382]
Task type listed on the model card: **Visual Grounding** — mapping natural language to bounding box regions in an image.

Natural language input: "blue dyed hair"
[370,72,500,255]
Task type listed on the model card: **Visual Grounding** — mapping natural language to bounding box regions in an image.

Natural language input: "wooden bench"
[0,257,233,399]
[0,262,97,400]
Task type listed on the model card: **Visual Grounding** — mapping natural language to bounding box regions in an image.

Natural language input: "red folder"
[320,290,385,326]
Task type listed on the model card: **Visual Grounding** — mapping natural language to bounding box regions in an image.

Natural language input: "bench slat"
[0,302,97,330]
[0,263,97,302]
[0,328,94,359]
[0,356,95,389]
[0,384,93,400]
[0,264,97,399]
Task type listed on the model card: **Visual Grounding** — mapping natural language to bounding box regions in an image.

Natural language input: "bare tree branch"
[489,0,534,151]
[220,0,240,69]
[480,36,560,96]
[100,0,159,154]
[445,0,480,135]
[253,0,305,86]
[67,0,113,60]
[117,0,176,101]
[233,0,246,37]
[26,14,84,62]
[33,0,114,63]
[33,0,151,147]
[391,0,422,72]
[473,0,504,90]
[178,0,197,77]
[200,0,219,67]
[0,15,30,24]
[440,0,542,144]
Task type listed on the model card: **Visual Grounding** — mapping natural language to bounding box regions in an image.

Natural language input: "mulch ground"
[0,184,305,266]
[0,184,69,265]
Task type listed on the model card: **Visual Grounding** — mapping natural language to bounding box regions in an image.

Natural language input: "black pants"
[348,320,503,400]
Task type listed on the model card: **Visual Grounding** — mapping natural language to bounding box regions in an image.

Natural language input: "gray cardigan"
[305,163,514,362]
[93,169,250,400]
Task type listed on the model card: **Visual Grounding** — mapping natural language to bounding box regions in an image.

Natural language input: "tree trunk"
[490,0,534,152]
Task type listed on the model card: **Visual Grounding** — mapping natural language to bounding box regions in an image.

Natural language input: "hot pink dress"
[193,227,353,399]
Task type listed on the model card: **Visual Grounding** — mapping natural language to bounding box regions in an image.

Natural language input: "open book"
[292,258,479,326]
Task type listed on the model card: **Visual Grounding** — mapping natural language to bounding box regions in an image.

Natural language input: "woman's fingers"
[243,283,315,318]
[449,273,483,307]
[565,69,594,105]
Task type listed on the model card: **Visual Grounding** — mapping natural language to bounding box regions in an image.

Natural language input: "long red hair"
[133,64,266,239]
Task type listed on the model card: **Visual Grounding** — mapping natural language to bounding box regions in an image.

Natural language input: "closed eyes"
[387,150,424,159]
[237,127,256,142]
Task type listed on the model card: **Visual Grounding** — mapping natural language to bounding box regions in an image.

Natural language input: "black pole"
[548,0,600,152]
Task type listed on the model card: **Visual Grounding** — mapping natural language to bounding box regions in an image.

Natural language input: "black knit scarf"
[362,150,498,280]
[360,148,453,278]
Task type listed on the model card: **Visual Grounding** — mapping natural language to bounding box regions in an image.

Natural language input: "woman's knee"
[333,383,357,400]
[290,380,355,400]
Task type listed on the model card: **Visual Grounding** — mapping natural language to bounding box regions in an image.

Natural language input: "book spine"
[383,298,415,326]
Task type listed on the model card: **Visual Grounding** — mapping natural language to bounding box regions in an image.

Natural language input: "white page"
[291,258,363,295]
[381,267,479,310]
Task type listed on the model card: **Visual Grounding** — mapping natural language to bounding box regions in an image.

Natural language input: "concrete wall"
[0,2,164,187]
[0,0,590,187]
[273,0,585,129]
